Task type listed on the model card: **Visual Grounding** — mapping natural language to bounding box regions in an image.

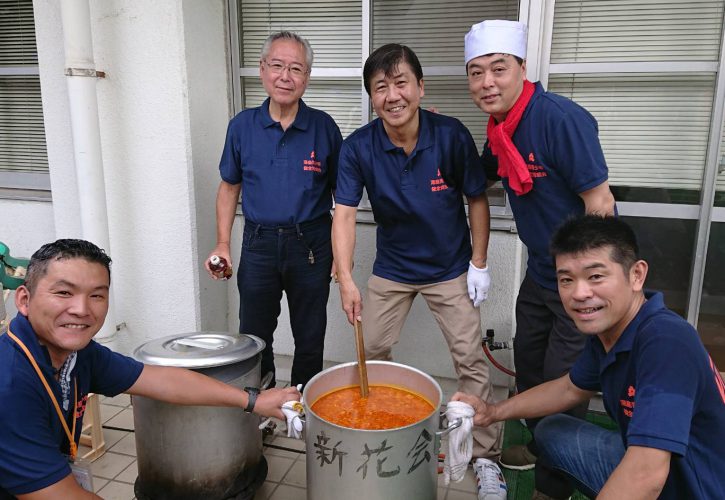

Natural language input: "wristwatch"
[244,387,260,413]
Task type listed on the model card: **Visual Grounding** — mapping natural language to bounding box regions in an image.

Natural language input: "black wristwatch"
[244,387,260,413]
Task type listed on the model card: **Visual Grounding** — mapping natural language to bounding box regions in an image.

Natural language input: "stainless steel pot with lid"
[132,331,267,500]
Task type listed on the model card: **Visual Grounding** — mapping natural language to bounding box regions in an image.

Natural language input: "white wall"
[0,200,56,257]
[24,0,232,352]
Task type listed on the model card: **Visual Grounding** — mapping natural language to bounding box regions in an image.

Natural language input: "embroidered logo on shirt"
[430,168,449,192]
[620,386,635,418]
[303,150,322,173]
[525,152,547,179]
[75,394,89,419]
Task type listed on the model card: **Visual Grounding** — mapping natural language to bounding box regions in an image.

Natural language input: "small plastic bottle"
[209,255,233,279]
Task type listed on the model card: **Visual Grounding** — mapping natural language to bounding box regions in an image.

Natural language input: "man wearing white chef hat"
[464,19,615,500]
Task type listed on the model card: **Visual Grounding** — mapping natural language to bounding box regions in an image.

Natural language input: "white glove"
[467,262,491,307]
[443,401,475,485]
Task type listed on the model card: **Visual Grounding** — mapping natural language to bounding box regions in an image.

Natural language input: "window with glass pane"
[551,0,724,63]
[549,0,724,205]
[237,0,363,133]
[0,0,49,179]
[549,73,716,205]
[621,216,696,318]
[239,0,362,67]
[372,0,518,67]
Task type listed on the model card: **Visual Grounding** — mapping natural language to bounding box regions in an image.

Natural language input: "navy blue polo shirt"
[219,98,342,226]
[570,292,725,499]
[335,109,486,284]
[0,314,143,497]
[482,81,609,290]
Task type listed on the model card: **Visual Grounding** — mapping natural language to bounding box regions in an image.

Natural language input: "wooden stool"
[80,393,106,461]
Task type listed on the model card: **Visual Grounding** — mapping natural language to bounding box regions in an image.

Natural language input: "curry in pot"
[311,384,435,430]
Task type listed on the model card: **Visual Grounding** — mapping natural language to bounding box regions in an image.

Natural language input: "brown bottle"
[209,255,233,279]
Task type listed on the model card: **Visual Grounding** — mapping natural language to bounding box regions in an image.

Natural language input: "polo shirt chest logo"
[526,152,547,179]
[620,385,635,418]
[75,393,88,419]
[303,150,322,173]
[430,169,449,192]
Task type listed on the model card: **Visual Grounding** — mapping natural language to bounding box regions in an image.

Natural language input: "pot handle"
[260,371,274,390]
[436,416,462,438]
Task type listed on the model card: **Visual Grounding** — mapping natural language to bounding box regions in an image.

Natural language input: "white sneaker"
[473,458,507,500]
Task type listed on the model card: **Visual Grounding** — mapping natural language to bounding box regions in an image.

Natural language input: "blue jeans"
[237,215,332,387]
[535,414,625,499]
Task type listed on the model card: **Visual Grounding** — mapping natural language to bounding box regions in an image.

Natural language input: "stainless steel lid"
[133,332,265,368]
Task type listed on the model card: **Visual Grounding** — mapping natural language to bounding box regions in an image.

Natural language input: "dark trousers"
[237,215,332,388]
[514,272,589,499]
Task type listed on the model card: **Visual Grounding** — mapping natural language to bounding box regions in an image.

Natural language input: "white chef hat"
[464,20,528,65]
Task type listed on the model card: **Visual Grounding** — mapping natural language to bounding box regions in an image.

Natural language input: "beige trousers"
[361,273,503,459]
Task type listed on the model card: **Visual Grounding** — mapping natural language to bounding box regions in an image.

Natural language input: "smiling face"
[467,53,526,122]
[15,258,110,368]
[259,39,310,108]
[556,246,647,349]
[369,61,424,134]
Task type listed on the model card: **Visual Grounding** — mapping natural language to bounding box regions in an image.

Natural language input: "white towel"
[281,401,304,439]
[281,384,305,439]
[443,401,475,485]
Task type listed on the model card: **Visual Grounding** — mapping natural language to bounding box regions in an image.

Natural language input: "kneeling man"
[1,239,299,499]
[454,216,725,499]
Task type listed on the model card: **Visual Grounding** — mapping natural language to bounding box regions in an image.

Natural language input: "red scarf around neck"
[487,80,535,196]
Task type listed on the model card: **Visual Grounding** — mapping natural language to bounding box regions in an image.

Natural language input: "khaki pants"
[361,273,502,459]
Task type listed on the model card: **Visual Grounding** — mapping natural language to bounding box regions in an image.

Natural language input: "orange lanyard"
[7,329,78,460]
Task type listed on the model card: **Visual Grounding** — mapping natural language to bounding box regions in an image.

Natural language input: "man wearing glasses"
[206,32,342,389]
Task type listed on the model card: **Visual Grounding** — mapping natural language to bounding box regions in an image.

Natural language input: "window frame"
[228,0,521,219]
[0,4,51,199]
[531,0,725,325]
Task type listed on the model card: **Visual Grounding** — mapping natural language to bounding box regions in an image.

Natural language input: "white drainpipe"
[59,0,116,340]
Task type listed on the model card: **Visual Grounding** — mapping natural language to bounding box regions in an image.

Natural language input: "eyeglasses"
[264,60,308,77]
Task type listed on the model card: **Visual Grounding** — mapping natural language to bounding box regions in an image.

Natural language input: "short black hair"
[550,215,639,272]
[363,43,423,96]
[24,239,112,293]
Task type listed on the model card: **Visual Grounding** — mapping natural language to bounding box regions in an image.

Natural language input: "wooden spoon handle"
[354,319,369,398]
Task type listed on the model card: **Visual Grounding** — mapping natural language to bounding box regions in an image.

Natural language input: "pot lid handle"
[173,337,225,350]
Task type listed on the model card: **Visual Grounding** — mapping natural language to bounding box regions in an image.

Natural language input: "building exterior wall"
[7,0,520,382]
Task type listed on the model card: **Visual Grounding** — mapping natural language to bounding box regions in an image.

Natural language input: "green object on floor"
[0,241,28,290]
[502,412,616,499]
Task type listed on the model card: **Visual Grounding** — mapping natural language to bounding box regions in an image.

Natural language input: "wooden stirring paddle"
[354,319,369,398]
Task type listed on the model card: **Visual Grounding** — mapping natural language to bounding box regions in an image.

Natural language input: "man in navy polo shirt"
[453,215,725,499]
[206,31,342,388]
[332,43,506,500]
[0,239,299,499]
[464,19,616,496]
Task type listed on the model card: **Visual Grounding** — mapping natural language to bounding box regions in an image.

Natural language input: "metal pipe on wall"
[59,0,116,339]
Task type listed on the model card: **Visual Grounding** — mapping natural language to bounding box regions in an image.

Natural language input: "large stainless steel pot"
[132,332,266,500]
[303,361,460,500]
